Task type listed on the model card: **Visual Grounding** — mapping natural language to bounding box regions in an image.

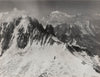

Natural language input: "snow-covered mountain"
[42,11,96,35]
[0,9,100,77]
[42,11,100,55]
[41,11,75,27]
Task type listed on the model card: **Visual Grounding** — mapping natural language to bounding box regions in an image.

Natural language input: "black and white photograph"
[0,0,100,77]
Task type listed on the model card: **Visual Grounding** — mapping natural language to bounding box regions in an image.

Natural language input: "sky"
[0,0,100,19]
[0,0,100,1]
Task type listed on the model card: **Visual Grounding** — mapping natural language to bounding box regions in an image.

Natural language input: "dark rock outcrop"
[0,16,56,56]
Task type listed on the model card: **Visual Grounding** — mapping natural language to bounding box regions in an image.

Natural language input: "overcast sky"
[0,0,100,1]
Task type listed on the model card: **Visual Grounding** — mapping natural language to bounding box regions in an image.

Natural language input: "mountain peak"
[0,12,57,56]
[50,11,75,18]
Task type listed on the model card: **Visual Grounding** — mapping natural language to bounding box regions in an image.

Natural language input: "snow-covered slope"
[0,42,100,77]
[0,9,100,77]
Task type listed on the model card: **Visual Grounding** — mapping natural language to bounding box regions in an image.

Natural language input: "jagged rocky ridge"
[0,16,57,56]
[42,11,100,56]
[0,14,97,57]
[0,10,100,76]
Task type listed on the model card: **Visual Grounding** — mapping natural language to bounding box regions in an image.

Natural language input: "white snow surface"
[0,42,100,77]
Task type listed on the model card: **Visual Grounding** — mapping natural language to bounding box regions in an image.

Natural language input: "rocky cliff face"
[0,15,56,56]
[42,11,100,56]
